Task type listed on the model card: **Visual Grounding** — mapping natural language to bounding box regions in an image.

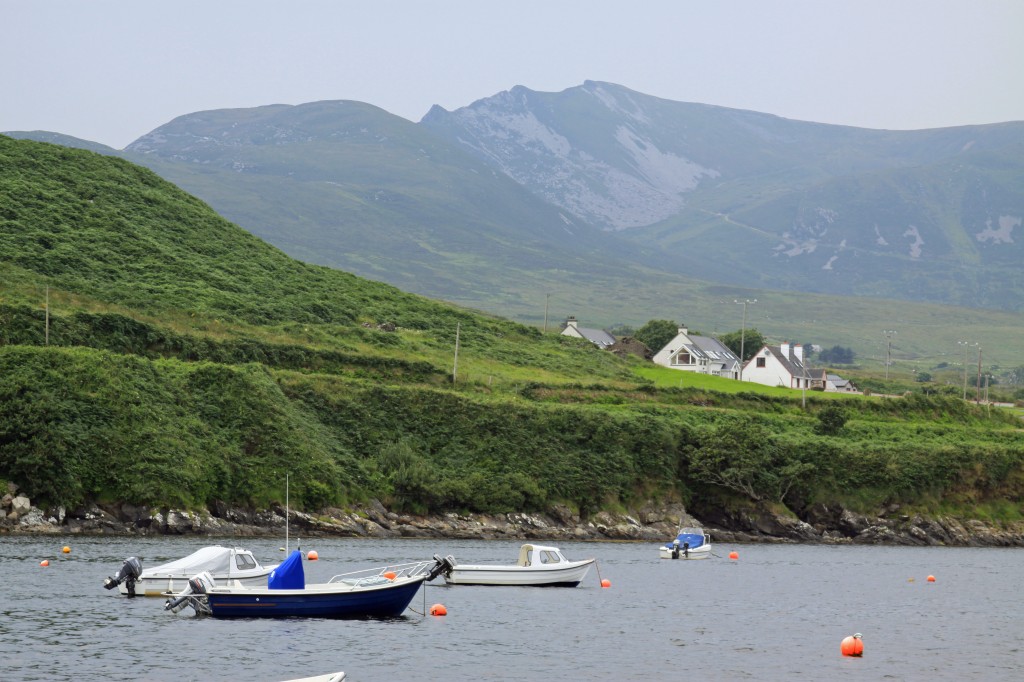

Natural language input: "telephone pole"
[882,330,897,380]
[734,299,756,381]
[976,345,983,404]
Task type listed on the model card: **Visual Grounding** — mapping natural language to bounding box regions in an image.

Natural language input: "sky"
[3,0,1023,149]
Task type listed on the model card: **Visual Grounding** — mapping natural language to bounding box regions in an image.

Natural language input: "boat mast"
[285,472,290,554]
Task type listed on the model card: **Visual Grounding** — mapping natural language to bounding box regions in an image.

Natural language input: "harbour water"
[1,535,1021,681]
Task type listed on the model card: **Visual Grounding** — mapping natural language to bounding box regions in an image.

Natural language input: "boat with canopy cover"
[104,546,276,597]
[659,527,712,559]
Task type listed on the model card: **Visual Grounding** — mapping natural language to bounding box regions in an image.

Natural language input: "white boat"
[436,544,595,586]
[104,546,277,597]
[659,527,712,560]
[281,673,345,682]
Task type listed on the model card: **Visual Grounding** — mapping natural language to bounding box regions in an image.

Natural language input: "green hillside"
[1,135,1021,528]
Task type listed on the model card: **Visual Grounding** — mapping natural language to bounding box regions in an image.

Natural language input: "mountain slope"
[118,100,670,305]
[421,81,1024,310]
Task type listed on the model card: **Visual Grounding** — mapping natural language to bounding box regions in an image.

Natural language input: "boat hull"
[444,559,594,586]
[658,545,712,560]
[121,571,273,597]
[203,576,426,618]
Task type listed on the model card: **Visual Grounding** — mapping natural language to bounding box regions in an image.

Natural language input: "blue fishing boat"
[165,550,446,618]
[659,527,712,560]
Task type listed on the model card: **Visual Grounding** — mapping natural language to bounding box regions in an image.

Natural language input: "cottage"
[560,316,616,349]
[652,326,741,379]
[825,373,859,393]
[741,342,813,389]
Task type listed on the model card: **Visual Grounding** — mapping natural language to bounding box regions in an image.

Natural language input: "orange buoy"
[306,550,318,561]
[383,571,397,581]
[728,551,739,560]
[927,574,935,582]
[601,578,611,588]
[40,560,49,567]
[62,546,71,554]
[430,603,447,616]
[841,633,864,657]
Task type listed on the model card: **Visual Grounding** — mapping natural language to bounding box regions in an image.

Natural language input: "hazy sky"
[3,0,1022,149]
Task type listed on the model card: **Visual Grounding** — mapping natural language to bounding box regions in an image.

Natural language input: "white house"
[741,342,813,389]
[560,316,616,348]
[652,327,741,379]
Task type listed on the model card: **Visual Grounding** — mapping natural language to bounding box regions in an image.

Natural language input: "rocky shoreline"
[3,488,1023,547]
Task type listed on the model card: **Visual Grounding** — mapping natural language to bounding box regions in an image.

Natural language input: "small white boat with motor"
[103,545,277,597]
[435,544,595,586]
[659,527,712,560]
[281,673,345,682]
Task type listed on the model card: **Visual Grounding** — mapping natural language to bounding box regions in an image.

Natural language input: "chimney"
[780,341,790,358]
[793,343,803,362]
[678,326,688,336]
[566,316,578,330]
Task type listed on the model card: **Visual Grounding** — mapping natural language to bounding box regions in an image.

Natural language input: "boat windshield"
[235,553,258,570]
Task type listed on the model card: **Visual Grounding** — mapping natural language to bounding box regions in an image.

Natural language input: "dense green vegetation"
[1,136,1022,526]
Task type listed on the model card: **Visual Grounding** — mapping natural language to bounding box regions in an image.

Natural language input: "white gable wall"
[653,329,705,373]
[743,347,794,388]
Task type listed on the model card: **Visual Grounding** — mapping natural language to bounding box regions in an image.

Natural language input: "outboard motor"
[164,571,215,615]
[104,557,143,597]
[670,539,681,560]
[426,554,457,581]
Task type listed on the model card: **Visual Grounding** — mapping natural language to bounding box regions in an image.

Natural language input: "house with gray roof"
[560,316,616,349]
[652,326,741,379]
[741,341,814,389]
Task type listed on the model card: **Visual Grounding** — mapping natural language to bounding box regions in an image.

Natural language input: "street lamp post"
[734,299,756,381]
[957,341,976,400]
[882,330,897,380]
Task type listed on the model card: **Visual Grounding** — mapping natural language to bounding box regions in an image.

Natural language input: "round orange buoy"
[729,551,739,560]
[40,560,49,567]
[62,546,71,554]
[430,603,447,616]
[927,574,935,582]
[383,571,397,581]
[601,578,611,588]
[306,550,318,561]
[841,633,864,657]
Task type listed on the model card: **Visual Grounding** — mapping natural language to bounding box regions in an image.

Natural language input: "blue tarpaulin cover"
[664,533,706,549]
[268,550,305,589]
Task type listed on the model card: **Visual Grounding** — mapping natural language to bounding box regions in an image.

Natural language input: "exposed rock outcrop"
[1,485,1021,546]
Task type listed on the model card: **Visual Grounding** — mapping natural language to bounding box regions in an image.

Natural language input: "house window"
[673,352,692,365]
[756,357,766,368]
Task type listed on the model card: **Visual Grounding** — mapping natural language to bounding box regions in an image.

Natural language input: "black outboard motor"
[104,557,143,597]
[670,539,681,560]
[426,554,457,581]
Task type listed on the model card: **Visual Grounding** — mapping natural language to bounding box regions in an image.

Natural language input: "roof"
[765,345,812,378]
[689,335,740,367]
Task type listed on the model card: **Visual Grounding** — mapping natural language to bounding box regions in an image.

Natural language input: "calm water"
[1,535,1021,681]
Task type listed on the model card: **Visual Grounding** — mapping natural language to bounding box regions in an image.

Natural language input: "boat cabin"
[517,544,571,567]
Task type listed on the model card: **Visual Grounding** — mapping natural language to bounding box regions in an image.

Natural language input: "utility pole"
[976,345,983,404]
[734,299,756,381]
[957,341,975,400]
[882,330,896,380]
[45,285,50,346]
[543,293,550,334]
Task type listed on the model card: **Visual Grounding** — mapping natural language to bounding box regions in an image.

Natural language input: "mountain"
[114,100,673,313]
[421,81,1024,310]
[6,85,1024,366]
[3,130,119,156]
